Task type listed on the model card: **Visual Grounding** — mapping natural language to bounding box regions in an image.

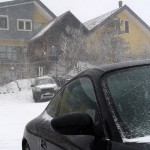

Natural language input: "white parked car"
[31,76,59,102]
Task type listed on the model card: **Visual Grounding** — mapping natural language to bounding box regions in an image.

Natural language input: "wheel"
[23,142,30,150]
[33,94,40,102]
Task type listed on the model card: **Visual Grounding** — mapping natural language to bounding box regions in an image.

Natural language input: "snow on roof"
[36,75,53,79]
[31,20,56,40]
[0,0,56,18]
[84,8,119,30]
[31,11,69,41]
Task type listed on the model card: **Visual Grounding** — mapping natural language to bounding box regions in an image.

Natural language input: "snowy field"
[0,79,49,150]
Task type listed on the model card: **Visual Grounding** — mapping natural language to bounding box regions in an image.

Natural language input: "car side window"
[46,87,64,117]
[59,77,97,121]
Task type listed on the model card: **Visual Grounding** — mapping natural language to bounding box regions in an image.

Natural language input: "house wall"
[85,26,105,54]
[33,5,52,34]
[0,63,36,85]
[33,6,49,24]
[28,12,88,77]
[0,39,27,46]
[86,11,150,58]
[117,11,150,54]
[0,3,34,40]
[0,2,52,41]
[0,1,55,83]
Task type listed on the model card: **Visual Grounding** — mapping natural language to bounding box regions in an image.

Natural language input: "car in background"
[31,76,59,102]
[23,60,150,150]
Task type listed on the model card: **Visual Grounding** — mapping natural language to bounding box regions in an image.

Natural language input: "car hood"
[124,136,150,143]
[123,142,150,150]
[109,141,150,150]
[36,84,57,89]
[122,136,150,149]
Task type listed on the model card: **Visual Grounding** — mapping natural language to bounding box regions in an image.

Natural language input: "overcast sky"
[0,0,149,25]
[41,0,150,26]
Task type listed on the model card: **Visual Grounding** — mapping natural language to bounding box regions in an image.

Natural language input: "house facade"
[28,11,88,77]
[0,0,56,84]
[84,3,150,62]
[0,0,150,83]
[29,2,150,77]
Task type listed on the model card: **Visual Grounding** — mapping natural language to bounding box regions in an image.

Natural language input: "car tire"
[23,142,30,150]
[33,94,40,102]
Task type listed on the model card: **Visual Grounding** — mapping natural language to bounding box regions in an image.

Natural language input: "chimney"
[119,1,123,8]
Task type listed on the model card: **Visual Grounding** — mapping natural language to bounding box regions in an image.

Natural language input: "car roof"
[36,76,54,80]
[77,60,150,78]
[100,59,150,71]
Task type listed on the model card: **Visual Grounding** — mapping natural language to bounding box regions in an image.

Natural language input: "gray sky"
[41,0,150,26]
[0,0,149,25]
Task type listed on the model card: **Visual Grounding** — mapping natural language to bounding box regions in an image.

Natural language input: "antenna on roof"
[119,1,123,8]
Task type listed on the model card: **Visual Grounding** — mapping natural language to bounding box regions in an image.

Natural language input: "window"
[0,46,27,62]
[46,87,65,117]
[59,77,97,121]
[0,15,8,30]
[104,65,150,138]
[18,21,24,30]
[114,19,121,33]
[38,67,44,77]
[46,77,97,121]
[26,21,31,30]
[17,19,32,31]
[124,20,129,33]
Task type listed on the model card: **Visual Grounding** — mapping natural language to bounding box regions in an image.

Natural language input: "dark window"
[114,19,120,33]
[18,20,32,31]
[104,65,150,138]
[26,21,31,30]
[0,46,27,62]
[0,16,8,29]
[125,21,129,33]
[18,21,24,30]
[46,88,64,117]
[59,77,97,121]
[46,77,97,121]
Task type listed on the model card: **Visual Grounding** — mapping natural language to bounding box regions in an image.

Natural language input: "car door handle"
[41,139,47,150]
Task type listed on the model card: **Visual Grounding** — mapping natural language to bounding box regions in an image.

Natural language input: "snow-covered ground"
[0,79,49,150]
[1,78,150,150]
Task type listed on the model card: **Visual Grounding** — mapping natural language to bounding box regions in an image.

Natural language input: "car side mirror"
[51,112,94,135]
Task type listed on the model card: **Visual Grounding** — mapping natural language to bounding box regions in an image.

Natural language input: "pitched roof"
[84,8,119,30]
[31,11,68,41]
[84,5,150,32]
[31,11,88,41]
[0,0,56,18]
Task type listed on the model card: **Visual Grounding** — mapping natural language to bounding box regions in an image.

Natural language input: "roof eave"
[31,11,89,42]
[88,5,150,33]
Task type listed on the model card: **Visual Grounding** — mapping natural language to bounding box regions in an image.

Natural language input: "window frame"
[17,19,32,31]
[101,65,150,139]
[124,20,129,33]
[0,15,9,30]
[113,18,121,34]
[46,76,98,122]
[0,46,27,62]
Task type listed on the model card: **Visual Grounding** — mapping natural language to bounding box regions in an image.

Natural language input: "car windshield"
[104,65,150,139]
[35,78,55,86]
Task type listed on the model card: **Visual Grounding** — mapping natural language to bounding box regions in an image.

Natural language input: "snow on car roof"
[36,76,54,80]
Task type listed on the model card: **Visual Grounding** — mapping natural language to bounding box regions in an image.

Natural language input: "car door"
[42,76,107,150]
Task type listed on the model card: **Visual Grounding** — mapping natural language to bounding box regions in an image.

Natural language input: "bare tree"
[86,18,131,65]
[98,29,130,64]
[132,42,150,60]
[52,26,86,76]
